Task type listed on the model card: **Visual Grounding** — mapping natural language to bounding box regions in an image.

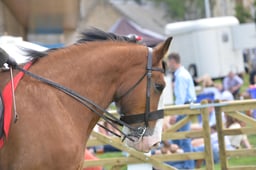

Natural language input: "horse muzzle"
[122,118,163,152]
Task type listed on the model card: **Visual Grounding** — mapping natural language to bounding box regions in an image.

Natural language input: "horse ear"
[154,37,173,61]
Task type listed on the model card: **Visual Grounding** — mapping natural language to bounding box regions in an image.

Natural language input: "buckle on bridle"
[122,126,147,143]
[132,126,147,143]
[136,126,147,137]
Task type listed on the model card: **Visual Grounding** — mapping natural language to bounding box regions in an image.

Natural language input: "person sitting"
[223,70,244,99]
[191,101,226,148]
[191,100,216,132]
[225,115,251,149]
[195,74,222,100]
[153,116,184,155]
[152,140,184,155]
[220,90,234,102]
[151,116,186,170]
[246,87,256,118]
[193,124,235,168]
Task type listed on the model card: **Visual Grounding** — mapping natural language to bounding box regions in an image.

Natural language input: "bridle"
[116,47,164,140]
[9,47,164,142]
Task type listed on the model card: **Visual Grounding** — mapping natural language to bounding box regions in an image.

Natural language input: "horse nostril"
[152,142,161,149]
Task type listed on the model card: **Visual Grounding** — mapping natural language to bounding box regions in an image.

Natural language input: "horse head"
[114,37,173,152]
[74,28,173,152]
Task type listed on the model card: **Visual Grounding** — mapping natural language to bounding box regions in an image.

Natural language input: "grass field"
[213,73,256,169]
[95,73,256,169]
[213,134,256,169]
[214,71,256,169]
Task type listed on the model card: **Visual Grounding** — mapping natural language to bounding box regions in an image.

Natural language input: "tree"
[254,0,256,24]
[150,0,204,21]
[235,2,252,23]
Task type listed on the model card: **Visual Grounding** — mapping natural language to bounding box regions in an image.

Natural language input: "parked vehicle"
[165,16,256,79]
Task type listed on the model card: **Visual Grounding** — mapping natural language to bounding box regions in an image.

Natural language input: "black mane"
[20,28,139,62]
[77,28,138,43]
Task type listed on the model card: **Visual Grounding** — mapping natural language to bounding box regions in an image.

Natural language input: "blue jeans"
[172,115,195,169]
[103,145,120,152]
[166,161,190,169]
[193,145,220,164]
[252,110,256,119]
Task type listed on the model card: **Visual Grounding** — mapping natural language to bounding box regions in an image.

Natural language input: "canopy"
[109,18,165,47]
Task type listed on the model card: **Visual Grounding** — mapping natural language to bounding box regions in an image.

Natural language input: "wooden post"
[215,100,228,170]
[201,100,214,169]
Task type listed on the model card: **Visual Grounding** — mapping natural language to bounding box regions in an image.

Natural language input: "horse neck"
[66,42,146,106]
[30,42,145,116]
[62,43,145,142]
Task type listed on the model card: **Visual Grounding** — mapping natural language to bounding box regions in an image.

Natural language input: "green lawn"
[213,134,256,169]
[96,152,126,170]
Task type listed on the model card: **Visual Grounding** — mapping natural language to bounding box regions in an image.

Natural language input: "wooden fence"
[84,99,256,170]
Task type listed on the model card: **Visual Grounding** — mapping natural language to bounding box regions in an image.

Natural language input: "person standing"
[167,52,196,169]
[249,55,256,85]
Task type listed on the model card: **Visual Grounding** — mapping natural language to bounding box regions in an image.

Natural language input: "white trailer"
[165,16,256,79]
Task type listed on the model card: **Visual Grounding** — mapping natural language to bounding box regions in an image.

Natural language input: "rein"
[12,47,164,142]
[15,65,136,141]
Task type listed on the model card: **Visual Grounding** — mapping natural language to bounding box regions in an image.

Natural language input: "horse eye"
[155,83,165,92]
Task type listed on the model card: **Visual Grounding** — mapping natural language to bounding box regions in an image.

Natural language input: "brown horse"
[0,29,172,170]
